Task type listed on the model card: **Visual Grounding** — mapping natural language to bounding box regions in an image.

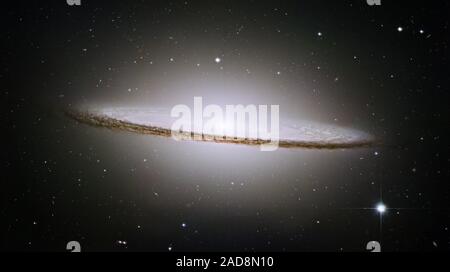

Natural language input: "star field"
[2,0,450,251]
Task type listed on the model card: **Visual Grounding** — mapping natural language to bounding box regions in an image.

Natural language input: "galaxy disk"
[67,107,374,149]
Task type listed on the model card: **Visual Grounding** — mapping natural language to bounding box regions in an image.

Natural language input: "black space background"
[2,0,450,251]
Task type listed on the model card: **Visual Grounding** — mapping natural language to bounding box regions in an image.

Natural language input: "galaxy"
[3,0,450,253]
[67,107,374,149]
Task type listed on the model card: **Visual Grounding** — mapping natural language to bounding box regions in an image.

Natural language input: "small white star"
[397,26,403,32]
[215,57,221,63]
[181,222,187,228]
[317,32,322,37]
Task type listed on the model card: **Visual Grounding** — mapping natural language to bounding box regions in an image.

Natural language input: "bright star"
[215,57,221,63]
[376,203,386,214]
